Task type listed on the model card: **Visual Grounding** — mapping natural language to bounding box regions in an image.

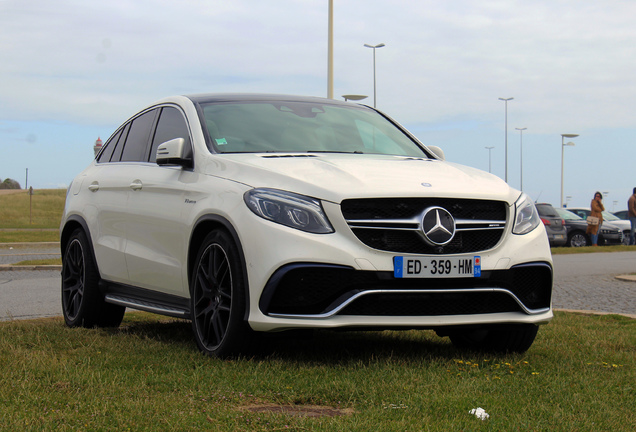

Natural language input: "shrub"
[0,178,21,189]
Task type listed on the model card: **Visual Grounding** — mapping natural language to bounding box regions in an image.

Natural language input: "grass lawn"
[0,311,633,431]
[0,189,66,229]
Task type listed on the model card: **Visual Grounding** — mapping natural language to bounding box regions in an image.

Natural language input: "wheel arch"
[60,215,99,273]
[188,215,250,320]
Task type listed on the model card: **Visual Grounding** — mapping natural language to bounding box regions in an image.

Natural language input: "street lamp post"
[364,43,385,108]
[515,127,527,191]
[561,133,579,208]
[327,0,333,99]
[485,146,494,173]
[498,97,514,183]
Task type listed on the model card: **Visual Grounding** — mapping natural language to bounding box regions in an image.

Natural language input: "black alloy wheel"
[191,230,252,358]
[61,229,125,328]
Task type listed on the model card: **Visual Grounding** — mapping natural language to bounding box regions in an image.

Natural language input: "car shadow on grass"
[108,316,512,364]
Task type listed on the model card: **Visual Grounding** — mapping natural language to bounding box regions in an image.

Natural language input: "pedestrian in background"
[586,191,604,246]
[628,187,636,245]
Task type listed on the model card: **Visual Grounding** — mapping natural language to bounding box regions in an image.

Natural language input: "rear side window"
[110,123,130,162]
[97,129,123,163]
[120,110,157,162]
[149,107,190,163]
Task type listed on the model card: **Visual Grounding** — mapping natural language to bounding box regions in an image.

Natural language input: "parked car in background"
[535,203,567,247]
[60,93,554,357]
[555,208,623,247]
[554,208,590,247]
[612,210,628,220]
[569,208,629,245]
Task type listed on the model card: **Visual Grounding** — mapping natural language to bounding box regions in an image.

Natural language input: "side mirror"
[156,138,192,168]
[427,145,445,161]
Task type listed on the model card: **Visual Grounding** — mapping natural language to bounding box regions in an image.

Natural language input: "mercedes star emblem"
[421,207,456,246]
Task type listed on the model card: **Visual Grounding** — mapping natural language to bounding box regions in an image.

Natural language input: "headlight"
[512,193,541,235]
[244,188,334,234]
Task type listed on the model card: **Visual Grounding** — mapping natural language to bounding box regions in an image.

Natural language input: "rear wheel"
[448,324,539,353]
[190,230,253,358]
[61,229,125,328]
[567,231,588,247]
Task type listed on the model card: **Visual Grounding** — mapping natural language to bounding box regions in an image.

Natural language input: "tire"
[567,231,588,247]
[448,324,539,353]
[61,229,125,328]
[190,230,253,358]
[622,231,630,246]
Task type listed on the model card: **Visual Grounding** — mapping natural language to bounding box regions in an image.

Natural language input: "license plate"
[394,256,481,278]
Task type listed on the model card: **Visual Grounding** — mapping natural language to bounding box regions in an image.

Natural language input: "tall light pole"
[498,97,514,182]
[515,127,527,191]
[561,133,579,208]
[364,43,385,108]
[327,0,333,99]
[485,146,494,173]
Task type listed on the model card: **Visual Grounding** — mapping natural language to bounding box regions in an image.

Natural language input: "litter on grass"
[469,407,490,420]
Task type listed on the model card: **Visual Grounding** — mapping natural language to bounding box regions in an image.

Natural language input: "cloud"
[2,0,636,133]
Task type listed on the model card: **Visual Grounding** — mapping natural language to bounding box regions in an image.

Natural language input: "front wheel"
[567,231,588,247]
[622,231,630,245]
[61,229,125,328]
[190,230,253,358]
[448,324,539,353]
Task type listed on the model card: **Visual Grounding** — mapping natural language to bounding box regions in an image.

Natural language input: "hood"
[201,153,520,204]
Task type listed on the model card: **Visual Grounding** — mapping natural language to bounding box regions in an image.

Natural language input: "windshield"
[556,208,583,220]
[602,211,620,221]
[199,101,428,157]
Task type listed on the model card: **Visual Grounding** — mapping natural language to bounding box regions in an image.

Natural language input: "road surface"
[1,244,635,321]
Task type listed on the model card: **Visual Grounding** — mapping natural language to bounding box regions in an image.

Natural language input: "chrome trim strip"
[268,288,549,320]
[105,294,188,317]
[346,218,506,231]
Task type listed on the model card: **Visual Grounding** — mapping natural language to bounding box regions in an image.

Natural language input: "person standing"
[586,192,605,246]
[628,188,636,245]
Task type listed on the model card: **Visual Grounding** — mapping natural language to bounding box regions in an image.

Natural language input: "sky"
[1,0,635,210]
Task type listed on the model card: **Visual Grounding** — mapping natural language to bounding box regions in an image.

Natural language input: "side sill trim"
[105,294,189,319]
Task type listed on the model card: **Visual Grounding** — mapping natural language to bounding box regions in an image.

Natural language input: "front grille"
[260,263,552,317]
[351,228,502,254]
[341,198,507,220]
[341,198,508,254]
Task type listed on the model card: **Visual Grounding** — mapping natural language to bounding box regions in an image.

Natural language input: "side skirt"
[99,280,191,320]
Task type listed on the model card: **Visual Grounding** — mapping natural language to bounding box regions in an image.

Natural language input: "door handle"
[88,182,99,192]
[130,180,143,191]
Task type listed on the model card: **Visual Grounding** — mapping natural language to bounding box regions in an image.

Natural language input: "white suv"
[60,94,553,357]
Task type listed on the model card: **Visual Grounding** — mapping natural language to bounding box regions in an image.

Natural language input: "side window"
[120,110,157,162]
[149,107,190,163]
[97,129,122,163]
[110,123,130,162]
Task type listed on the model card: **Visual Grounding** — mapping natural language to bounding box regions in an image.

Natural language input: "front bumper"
[240,206,553,331]
[260,261,552,318]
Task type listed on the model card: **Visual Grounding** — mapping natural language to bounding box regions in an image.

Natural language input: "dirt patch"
[241,404,354,418]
